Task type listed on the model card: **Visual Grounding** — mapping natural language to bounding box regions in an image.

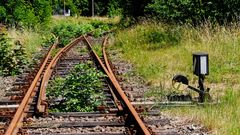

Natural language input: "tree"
[0,0,52,28]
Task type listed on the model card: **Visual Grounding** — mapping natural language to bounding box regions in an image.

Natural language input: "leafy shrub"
[139,24,181,50]
[52,21,113,46]
[107,0,123,17]
[92,22,111,37]
[0,30,27,76]
[145,0,240,24]
[41,33,56,47]
[52,23,94,46]
[0,6,6,20]
[47,63,105,112]
[0,0,52,28]
[74,0,90,16]
[13,3,38,28]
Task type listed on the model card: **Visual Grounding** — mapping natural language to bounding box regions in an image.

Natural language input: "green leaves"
[47,63,106,112]
[52,22,112,46]
[0,0,52,28]
[0,31,28,76]
[52,23,94,47]
[145,0,240,24]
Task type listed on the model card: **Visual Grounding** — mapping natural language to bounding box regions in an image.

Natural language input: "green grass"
[110,21,240,134]
[8,29,45,63]
[6,16,118,65]
[51,16,120,26]
[164,89,240,134]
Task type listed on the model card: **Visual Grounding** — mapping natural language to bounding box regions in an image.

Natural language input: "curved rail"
[102,37,123,111]
[84,36,151,135]
[5,41,57,135]
[37,36,83,113]
[17,35,151,135]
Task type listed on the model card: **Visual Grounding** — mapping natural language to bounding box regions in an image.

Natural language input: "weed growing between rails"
[51,17,117,47]
[47,63,106,112]
[110,21,240,134]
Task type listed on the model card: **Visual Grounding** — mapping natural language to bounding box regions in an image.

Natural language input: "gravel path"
[0,76,16,100]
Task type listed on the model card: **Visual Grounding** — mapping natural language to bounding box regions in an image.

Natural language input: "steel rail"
[37,36,83,113]
[5,41,57,135]
[102,37,123,112]
[83,36,151,135]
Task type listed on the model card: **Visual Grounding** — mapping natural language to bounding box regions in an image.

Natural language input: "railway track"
[0,33,208,135]
[0,35,153,135]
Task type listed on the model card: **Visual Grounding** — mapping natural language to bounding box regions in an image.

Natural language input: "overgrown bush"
[143,26,181,49]
[91,21,111,37]
[52,23,94,46]
[0,30,27,76]
[0,0,52,28]
[41,33,56,47]
[52,21,112,46]
[47,63,105,112]
[107,0,123,17]
[122,23,181,50]
[145,0,240,24]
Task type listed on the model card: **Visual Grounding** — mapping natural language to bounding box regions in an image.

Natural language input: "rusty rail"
[102,37,123,112]
[84,36,151,135]
[37,36,83,113]
[5,42,57,135]
[9,34,151,135]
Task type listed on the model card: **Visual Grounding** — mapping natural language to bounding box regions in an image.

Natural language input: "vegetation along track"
[0,34,154,135]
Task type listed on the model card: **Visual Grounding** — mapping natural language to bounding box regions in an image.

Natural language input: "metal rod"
[198,75,205,102]
[92,0,94,17]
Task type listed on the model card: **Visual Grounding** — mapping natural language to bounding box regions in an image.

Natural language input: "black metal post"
[198,74,205,102]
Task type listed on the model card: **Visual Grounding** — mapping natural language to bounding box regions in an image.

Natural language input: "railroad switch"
[171,52,211,103]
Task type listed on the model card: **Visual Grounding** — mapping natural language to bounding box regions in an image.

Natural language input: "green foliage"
[91,21,111,37]
[145,0,240,24]
[52,21,113,46]
[52,23,94,46]
[112,22,240,85]
[145,0,196,23]
[13,3,38,28]
[117,22,181,51]
[47,63,105,112]
[0,6,6,20]
[32,0,52,24]
[0,0,52,28]
[119,0,151,17]
[107,0,123,17]
[112,22,240,133]
[74,0,90,16]
[0,30,27,76]
[41,33,56,47]
[142,26,181,49]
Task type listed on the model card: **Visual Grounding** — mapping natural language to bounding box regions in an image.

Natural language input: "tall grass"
[112,22,240,88]
[51,16,120,26]
[8,29,44,63]
[164,89,240,134]
[6,16,119,65]
[110,21,240,134]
